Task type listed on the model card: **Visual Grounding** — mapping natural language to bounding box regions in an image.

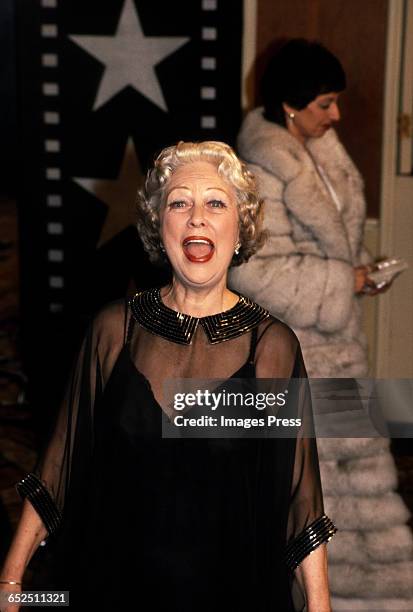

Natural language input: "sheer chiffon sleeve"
[285,345,337,571]
[255,320,337,572]
[15,299,129,539]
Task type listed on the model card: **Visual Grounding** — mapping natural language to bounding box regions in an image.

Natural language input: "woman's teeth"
[182,238,215,262]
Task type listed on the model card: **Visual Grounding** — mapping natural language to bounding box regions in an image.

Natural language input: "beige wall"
[362,221,380,375]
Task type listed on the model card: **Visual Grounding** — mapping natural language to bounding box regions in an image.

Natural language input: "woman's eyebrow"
[205,187,229,195]
[166,185,191,197]
[166,186,230,196]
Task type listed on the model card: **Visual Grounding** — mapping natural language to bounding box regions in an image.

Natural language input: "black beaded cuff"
[16,473,62,536]
[285,514,337,572]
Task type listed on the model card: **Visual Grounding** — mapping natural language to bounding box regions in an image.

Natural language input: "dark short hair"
[261,39,346,126]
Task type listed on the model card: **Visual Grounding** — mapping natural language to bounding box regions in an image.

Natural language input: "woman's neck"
[160,279,238,318]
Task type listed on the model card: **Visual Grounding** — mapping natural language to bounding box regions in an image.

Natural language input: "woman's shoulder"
[256,314,300,347]
[90,297,130,343]
[238,292,300,350]
[253,314,303,376]
[237,107,304,182]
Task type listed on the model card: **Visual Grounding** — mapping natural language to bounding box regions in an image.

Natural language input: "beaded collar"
[129,287,270,345]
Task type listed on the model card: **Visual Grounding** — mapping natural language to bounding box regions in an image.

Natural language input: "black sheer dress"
[16,288,336,611]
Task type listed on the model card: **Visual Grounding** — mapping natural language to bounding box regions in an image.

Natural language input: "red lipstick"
[182,235,215,263]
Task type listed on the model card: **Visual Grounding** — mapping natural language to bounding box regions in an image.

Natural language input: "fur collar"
[237,108,366,263]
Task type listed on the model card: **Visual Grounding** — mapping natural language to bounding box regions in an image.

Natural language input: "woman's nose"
[188,203,206,227]
[329,102,340,121]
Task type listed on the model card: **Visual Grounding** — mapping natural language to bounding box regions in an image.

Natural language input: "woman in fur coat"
[229,39,413,611]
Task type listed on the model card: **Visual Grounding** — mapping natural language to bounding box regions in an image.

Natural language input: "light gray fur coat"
[229,107,370,378]
[230,108,413,610]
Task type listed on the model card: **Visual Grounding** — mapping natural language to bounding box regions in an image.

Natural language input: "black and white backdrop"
[15,0,243,425]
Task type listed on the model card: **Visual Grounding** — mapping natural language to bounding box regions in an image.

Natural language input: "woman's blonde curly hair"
[136,140,266,267]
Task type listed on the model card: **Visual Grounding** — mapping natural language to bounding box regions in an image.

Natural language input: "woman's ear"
[282,102,296,122]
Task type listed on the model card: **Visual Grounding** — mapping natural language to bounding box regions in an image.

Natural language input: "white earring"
[288,112,295,121]
[234,242,241,255]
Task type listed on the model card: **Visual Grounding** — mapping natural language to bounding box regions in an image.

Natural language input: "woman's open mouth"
[182,236,215,263]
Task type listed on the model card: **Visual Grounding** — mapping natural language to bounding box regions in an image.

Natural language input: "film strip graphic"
[200,0,218,130]
[31,0,242,317]
[40,0,64,314]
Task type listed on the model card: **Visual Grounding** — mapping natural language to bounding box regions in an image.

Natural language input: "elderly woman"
[0,141,336,612]
[229,40,413,610]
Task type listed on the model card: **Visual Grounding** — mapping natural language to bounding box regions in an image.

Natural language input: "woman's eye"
[207,199,227,209]
[168,200,188,209]
[319,103,330,110]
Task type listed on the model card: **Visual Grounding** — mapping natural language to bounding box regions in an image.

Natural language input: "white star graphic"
[69,0,189,111]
